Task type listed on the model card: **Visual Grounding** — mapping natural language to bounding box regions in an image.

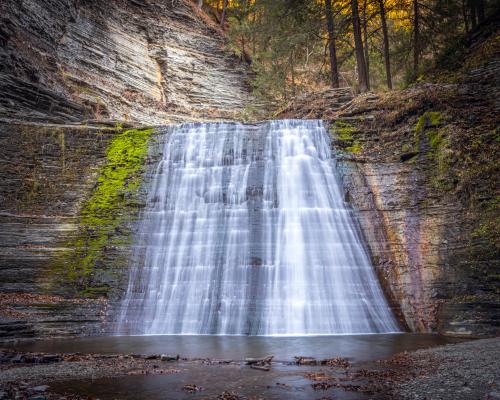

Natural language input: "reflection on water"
[40,334,467,400]
[9,333,463,362]
[52,364,369,400]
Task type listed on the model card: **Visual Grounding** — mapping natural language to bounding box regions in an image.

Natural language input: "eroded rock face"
[0,124,118,338]
[0,0,252,125]
[338,159,453,333]
[329,76,499,337]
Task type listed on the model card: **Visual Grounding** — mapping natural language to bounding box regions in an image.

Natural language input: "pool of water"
[8,333,462,362]
[8,334,467,400]
[52,364,369,400]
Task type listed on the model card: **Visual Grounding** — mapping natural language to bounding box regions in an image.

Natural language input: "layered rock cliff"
[0,0,252,124]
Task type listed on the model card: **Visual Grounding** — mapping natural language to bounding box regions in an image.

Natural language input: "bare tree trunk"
[469,0,477,29]
[378,0,392,89]
[351,0,369,92]
[221,0,229,26]
[362,0,371,90]
[413,0,419,77]
[325,0,340,88]
[197,0,203,8]
[462,0,469,32]
[477,0,485,23]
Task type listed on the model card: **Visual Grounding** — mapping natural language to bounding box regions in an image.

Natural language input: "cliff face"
[338,34,499,337]
[0,0,252,125]
[0,124,115,337]
[0,0,254,339]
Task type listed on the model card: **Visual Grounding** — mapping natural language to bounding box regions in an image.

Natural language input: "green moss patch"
[53,128,154,297]
[331,121,362,154]
[413,111,456,190]
[415,111,444,134]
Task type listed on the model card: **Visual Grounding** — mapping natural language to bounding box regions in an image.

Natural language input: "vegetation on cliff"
[52,127,154,297]
[331,120,363,153]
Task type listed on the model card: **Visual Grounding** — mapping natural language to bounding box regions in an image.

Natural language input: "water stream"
[116,120,399,335]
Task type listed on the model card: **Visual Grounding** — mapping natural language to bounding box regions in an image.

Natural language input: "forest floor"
[0,337,498,399]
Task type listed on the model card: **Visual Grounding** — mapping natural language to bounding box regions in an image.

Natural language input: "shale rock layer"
[0,0,252,125]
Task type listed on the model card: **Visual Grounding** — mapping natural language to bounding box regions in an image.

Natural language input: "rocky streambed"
[0,337,498,399]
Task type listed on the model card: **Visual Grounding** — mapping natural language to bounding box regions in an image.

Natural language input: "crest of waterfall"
[116,120,399,335]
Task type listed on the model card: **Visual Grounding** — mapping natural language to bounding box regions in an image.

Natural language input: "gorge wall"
[0,0,252,124]
[0,0,253,339]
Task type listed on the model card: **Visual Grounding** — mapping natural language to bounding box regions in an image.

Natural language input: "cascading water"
[117,120,399,335]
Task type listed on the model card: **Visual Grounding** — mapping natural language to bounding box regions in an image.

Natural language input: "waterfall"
[116,120,399,335]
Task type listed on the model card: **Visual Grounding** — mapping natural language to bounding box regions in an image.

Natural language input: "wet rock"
[320,357,350,368]
[31,385,49,392]
[41,355,61,363]
[182,384,203,393]
[11,354,25,363]
[294,356,317,365]
[250,364,270,371]
[160,354,180,361]
[311,382,334,390]
[218,391,241,400]
[244,356,273,365]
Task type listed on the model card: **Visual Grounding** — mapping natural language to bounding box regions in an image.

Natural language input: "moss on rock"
[415,111,444,134]
[331,121,363,154]
[53,127,154,297]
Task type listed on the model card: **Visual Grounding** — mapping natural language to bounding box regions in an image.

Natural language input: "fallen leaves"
[311,382,334,390]
[182,383,203,393]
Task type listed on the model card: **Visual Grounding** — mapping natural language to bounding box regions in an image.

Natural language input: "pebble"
[160,354,179,361]
[32,385,50,392]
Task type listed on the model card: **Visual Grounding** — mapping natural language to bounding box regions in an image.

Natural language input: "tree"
[351,0,369,92]
[378,0,392,89]
[325,0,340,88]
[221,0,229,26]
[362,0,371,89]
[413,0,420,76]
[220,0,495,102]
[197,0,203,8]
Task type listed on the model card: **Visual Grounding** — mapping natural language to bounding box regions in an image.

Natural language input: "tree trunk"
[221,0,229,26]
[325,0,340,88]
[197,0,203,8]
[362,0,371,90]
[462,0,469,33]
[351,0,369,92]
[378,0,392,89]
[413,0,419,77]
[469,0,477,29]
[477,0,485,23]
